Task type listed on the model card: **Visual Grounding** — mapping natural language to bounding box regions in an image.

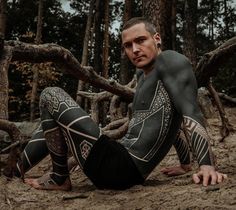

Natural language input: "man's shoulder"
[155,50,192,77]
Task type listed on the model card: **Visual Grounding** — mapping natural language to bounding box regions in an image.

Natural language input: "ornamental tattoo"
[173,129,191,165]
[183,116,215,166]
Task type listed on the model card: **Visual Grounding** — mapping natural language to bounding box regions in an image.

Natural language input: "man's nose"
[132,43,140,53]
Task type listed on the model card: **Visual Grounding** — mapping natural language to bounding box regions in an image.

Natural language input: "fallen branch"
[218,93,236,104]
[195,36,236,87]
[5,40,135,102]
[207,81,233,141]
[0,119,27,178]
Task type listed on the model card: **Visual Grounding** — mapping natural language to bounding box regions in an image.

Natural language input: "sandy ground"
[0,107,235,210]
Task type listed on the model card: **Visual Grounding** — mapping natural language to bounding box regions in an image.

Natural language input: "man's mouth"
[134,56,143,62]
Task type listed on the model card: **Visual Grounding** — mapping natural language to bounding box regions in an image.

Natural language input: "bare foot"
[24,173,72,191]
[161,164,192,176]
[68,156,80,172]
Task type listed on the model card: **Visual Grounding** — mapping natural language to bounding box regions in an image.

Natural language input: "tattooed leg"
[14,125,48,177]
[183,116,215,166]
[40,108,69,185]
[25,87,101,190]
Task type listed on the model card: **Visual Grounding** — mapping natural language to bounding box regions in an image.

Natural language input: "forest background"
[0,0,235,124]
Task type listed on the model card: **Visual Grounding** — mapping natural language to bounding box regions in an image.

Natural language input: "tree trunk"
[94,0,103,76]
[101,0,110,126]
[119,0,134,85]
[0,46,11,120]
[0,0,6,38]
[102,0,109,79]
[171,0,177,50]
[30,0,43,121]
[76,0,95,104]
[210,1,214,41]
[142,0,160,32]
[223,0,229,38]
[183,0,198,68]
[142,0,173,50]
[0,0,8,120]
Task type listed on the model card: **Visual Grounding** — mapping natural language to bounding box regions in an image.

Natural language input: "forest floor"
[0,107,235,210]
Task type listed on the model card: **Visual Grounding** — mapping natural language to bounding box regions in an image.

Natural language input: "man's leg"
[161,129,192,176]
[13,125,48,177]
[25,87,101,190]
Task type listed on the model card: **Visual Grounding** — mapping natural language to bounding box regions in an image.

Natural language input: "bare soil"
[0,107,235,210]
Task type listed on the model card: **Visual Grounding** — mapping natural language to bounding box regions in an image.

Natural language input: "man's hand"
[161,164,192,176]
[192,165,227,186]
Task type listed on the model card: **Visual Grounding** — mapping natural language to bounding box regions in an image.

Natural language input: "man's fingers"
[217,172,223,183]
[194,166,227,186]
[216,172,227,184]
[210,172,217,185]
[203,172,210,186]
[192,173,201,184]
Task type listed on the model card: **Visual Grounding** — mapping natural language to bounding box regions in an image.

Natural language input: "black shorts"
[83,135,144,190]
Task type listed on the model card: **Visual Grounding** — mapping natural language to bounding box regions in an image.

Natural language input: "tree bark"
[76,0,95,104]
[94,0,103,76]
[0,0,8,120]
[102,0,109,79]
[142,0,161,32]
[119,0,134,85]
[142,0,173,50]
[171,0,177,50]
[183,0,198,68]
[0,0,7,37]
[0,119,27,178]
[0,46,12,120]
[30,0,43,121]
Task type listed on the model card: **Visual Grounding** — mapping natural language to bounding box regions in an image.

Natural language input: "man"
[13,17,226,191]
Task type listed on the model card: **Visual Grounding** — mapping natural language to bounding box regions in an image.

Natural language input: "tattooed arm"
[161,129,192,176]
[156,50,227,186]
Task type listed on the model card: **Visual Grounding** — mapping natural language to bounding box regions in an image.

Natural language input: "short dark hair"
[122,17,157,35]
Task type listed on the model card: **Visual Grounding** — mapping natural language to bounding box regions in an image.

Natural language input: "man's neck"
[143,50,162,76]
[143,65,154,77]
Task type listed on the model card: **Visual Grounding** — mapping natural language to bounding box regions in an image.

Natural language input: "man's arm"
[161,129,192,176]
[156,50,227,186]
[174,129,191,165]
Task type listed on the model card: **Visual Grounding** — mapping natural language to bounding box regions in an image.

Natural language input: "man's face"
[122,23,161,73]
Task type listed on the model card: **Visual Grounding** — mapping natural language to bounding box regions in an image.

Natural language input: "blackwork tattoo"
[183,116,215,166]
[173,129,191,165]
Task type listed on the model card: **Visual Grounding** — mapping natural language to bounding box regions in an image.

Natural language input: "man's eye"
[137,39,145,44]
[124,43,131,48]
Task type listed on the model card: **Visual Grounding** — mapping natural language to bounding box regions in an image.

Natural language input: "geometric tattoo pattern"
[15,87,100,178]
[173,129,191,165]
[120,80,172,162]
[40,87,100,169]
[80,140,93,160]
[183,116,215,166]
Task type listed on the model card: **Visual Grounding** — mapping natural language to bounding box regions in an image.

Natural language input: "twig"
[62,193,89,200]
[0,138,30,154]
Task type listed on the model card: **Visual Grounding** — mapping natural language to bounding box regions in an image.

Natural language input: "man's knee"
[40,87,63,104]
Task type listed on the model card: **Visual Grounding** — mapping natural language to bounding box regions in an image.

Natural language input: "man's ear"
[153,33,161,47]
